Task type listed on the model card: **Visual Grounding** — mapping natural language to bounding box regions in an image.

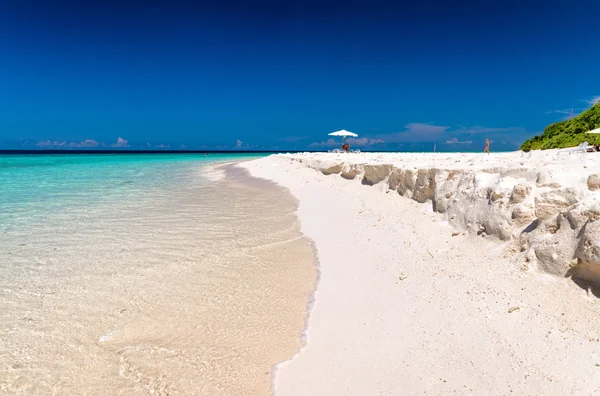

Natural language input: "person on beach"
[342,144,350,152]
[484,138,490,153]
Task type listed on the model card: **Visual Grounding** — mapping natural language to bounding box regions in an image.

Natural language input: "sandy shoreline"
[242,152,600,395]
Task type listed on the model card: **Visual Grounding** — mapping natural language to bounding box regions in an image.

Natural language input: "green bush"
[520,103,600,150]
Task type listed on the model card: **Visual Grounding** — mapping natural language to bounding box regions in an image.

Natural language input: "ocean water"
[0,154,316,395]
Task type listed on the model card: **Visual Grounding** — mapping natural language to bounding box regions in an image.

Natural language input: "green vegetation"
[520,103,600,150]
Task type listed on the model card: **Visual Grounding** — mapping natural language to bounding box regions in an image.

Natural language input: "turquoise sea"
[0,153,264,232]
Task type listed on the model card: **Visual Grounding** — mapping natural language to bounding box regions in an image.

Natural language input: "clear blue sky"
[1,0,599,151]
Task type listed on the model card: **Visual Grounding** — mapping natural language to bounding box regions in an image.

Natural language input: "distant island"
[520,102,600,150]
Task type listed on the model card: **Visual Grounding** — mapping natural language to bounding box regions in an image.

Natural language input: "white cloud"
[546,97,599,119]
[311,123,453,148]
[545,109,572,115]
[309,122,528,148]
[36,139,99,148]
[586,96,600,106]
[308,138,338,148]
[180,144,187,149]
[445,137,473,145]
[454,125,526,136]
[234,139,257,150]
[74,139,99,148]
[347,137,385,146]
[111,137,129,148]
[404,123,449,134]
[549,96,599,119]
[308,122,523,148]
[374,123,450,143]
[36,140,51,148]
[156,144,171,149]
[36,140,62,148]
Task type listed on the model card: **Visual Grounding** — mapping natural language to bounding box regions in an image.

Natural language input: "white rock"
[587,174,600,191]
[534,188,580,220]
[510,184,531,203]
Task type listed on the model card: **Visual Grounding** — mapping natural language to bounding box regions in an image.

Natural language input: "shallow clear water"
[0,154,315,395]
[0,154,263,232]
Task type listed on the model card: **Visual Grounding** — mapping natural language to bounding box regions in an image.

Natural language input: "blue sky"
[1,0,599,151]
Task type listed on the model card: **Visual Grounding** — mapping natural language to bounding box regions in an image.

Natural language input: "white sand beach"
[242,150,600,395]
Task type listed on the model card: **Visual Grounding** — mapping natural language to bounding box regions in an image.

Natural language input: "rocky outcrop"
[536,170,561,188]
[512,204,536,225]
[341,168,359,180]
[321,165,343,175]
[534,188,580,220]
[587,174,600,191]
[295,156,600,287]
[362,165,392,186]
[572,221,600,284]
[413,169,437,203]
[510,184,531,203]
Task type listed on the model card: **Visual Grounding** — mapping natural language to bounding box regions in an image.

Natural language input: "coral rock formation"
[289,154,600,288]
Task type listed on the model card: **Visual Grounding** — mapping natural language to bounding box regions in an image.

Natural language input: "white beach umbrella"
[328,129,358,145]
[586,127,600,134]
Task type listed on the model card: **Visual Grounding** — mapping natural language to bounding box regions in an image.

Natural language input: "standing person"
[484,138,490,153]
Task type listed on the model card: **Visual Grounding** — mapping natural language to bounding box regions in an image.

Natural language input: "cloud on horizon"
[374,123,522,143]
[33,137,131,149]
[18,120,529,151]
[308,122,526,150]
[308,137,385,148]
[453,125,527,136]
[111,137,129,147]
[234,139,260,150]
[445,137,473,145]
[376,123,450,143]
[36,139,100,148]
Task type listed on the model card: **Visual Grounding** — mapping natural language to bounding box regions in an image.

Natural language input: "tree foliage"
[520,103,600,150]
